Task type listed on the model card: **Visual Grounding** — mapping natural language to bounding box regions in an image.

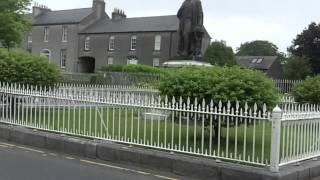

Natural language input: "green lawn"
[14,105,272,165]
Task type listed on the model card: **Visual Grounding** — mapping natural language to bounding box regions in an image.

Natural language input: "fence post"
[270,106,282,172]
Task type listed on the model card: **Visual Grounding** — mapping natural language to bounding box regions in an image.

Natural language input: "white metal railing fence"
[280,95,296,105]
[1,83,320,172]
[0,83,272,167]
[62,72,161,86]
[280,104,320,166]
[63,75,302,94]
[56,83,159,95]
[273,79,301,94]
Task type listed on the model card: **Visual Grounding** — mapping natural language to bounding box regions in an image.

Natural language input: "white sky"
[30,0,320,53]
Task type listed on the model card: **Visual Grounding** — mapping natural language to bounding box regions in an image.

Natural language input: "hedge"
[0,49,62,87]
[158,66,279,109]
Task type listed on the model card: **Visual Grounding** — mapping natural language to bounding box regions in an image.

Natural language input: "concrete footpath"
[0,124,320,180]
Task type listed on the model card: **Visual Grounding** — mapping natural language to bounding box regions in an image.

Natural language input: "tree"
[283,56,313,80]
[0,0,31,49]
[292,76,320,104]
[205,41,236,66]
[236,40,286,62]
[288,22,320,74]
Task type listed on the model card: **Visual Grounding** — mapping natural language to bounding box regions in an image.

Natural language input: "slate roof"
[80,15,179,33]
[235,56,278,70]
[32,8,93,25]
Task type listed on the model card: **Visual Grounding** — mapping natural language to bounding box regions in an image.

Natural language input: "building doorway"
[78,56,95,73]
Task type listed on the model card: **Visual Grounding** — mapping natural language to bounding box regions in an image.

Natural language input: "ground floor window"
[60,49,67,69]
[127,56,138,65]
[153,58,160,67]
[127,59,138,65]
[107,57,114,65]
[40,49,51,61]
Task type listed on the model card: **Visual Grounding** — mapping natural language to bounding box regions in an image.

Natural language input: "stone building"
[24,0,211,73]
[236,56,284,79]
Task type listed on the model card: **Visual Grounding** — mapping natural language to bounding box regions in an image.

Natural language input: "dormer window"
[130,35,137,51]
[257,58,263,64]
[251,58,263,64]
[109,36,115,51]
[44,27,49,42]
[84,36,90,51]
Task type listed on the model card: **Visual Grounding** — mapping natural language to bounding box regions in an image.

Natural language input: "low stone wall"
[0,124,319,180]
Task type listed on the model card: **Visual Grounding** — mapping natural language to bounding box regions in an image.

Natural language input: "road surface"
[0,140,195,180]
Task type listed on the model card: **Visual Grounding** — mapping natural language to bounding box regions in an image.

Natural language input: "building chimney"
[32,2,50,17]
[93,0,106,19]
[112,8,126,20]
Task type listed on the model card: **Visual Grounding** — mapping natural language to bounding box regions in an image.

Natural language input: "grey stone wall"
[31,24,80,72]
[78,31,178,71]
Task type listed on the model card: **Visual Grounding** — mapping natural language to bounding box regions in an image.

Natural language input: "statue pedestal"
[162,60,212,68]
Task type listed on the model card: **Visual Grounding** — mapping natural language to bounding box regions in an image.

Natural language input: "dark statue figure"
[177,0,204,59]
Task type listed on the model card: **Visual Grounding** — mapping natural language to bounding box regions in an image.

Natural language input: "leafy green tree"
[283,56,313,80]
[0,0,31,49]
[236,40,286,62]
[288,22,320,74]
[205,41,236,66]
[292,76,320,104]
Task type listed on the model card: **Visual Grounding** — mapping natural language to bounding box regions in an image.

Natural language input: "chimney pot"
[112,8,126,20]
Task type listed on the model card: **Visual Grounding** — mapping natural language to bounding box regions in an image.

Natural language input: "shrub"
[0,49,62,87]
[99,64,165,74]
[158,66,279,109]
[99,64,124,72]
[292,76,320,104]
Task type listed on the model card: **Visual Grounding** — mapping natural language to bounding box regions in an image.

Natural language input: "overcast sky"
[31,0,319,53]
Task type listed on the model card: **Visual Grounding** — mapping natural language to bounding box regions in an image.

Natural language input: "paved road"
[0,141,194,180]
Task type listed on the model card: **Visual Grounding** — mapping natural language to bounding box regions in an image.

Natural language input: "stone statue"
[177,0,204,59]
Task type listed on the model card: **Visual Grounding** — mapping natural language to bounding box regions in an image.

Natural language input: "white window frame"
[130,35,137,51]
[40,49,51,61]
[62,26,68,42]
[257,58,263,64]
[154,35,161,51]
[84,36,90,51]
[44,27,49,42]
[153,58,160,67]
[27,36,32,43]
[60,49,67,69]
[107,57,114,65]
[127,58,138,65]
[109,36,115,51]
